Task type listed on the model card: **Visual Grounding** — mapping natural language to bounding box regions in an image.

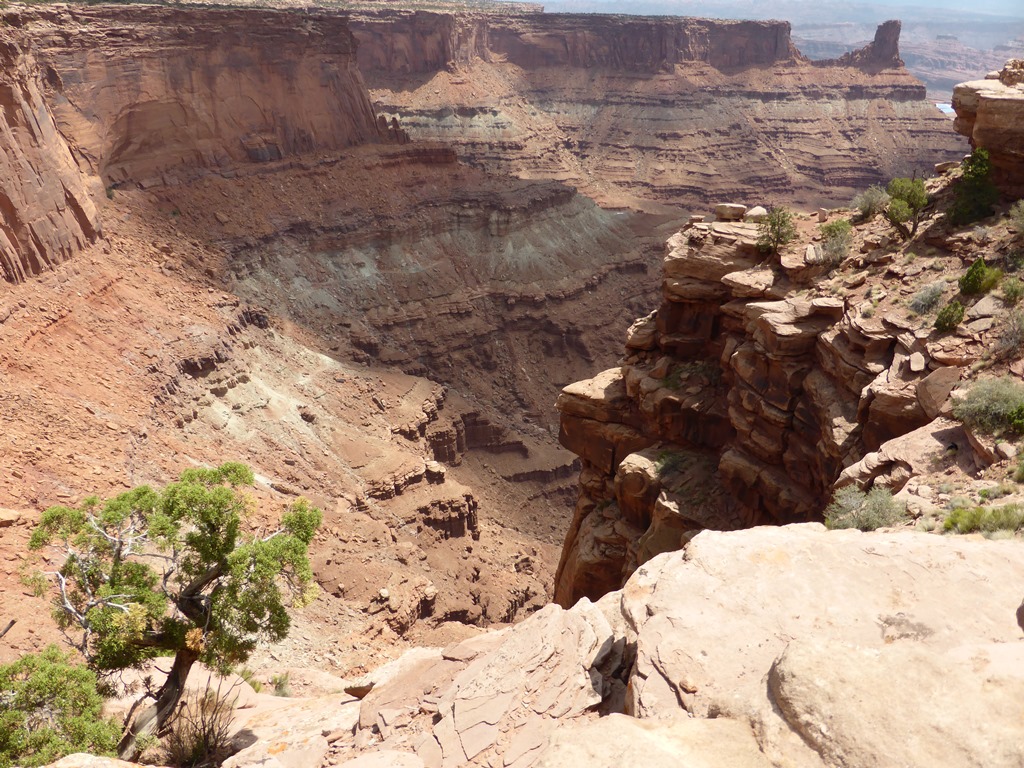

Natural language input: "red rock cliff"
[355,14,964,211]
[0,4,387,282]
[0,30,99,283]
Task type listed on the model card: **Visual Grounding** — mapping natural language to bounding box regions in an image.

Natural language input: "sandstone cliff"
[0,24,100,283]
[953,58,1024,193]
[354,14,964,210]
[0,4,388,283]
[553,172,1024,605]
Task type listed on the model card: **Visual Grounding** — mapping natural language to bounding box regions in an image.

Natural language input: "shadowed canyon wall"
[0,4,386,283]
[353,14,966,211]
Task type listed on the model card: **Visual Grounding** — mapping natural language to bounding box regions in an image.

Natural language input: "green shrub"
[1011,200,1024,235]
[996,309,1024,360]
[817,218,853,267]
[933,301,964,332]
[851,185,890,219]
[948,148,1000,226]
[0,646,120,768]
[978,481,1015,501]
[959,257,1002,295]
[824,486,907,531]
[909,282,945,314]
[883,177,928,240]
[757,207,798,255]
[952,377,1024,435]
[654,450,684,477]
[943,504,1024,534]
[1002,277,1024,306]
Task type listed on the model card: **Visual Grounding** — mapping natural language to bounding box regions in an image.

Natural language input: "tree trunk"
[117,647,198,760]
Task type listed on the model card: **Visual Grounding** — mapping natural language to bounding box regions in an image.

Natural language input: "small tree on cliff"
[948,148,1000,225]
[757,206,798,255]
[28,463,322,759]
[883,177,928,240]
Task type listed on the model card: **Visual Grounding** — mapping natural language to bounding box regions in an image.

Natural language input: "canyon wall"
[0,4,388,283]
[953,59,1024,193]
[0,23,100,283]
[553,205,997,606]
[354,14,966,211]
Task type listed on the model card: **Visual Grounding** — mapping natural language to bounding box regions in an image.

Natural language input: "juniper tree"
[757,206,798,255]
[28,463,322,759]
[883,177,928,240]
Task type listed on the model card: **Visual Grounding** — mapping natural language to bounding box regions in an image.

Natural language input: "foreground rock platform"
[315,524,1024,768]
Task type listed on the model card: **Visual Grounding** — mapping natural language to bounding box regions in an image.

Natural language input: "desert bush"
[909,281,945,314]
[271,673,291,698]
[851,185,890,219]
[952,377,1024,435]
[817,218,853,267]
[166,681,238,768]
[943,503,1024,534]
[948,148,1000,225]
[996,309,1024,360]
[824,486,907,531]
[1002,277,1024,306]
[978,481,1015,501]
[1011,200,1024,235]
[757,206,798,255]
[0,646,120,768]
[883,177,928,240]
[933,301,964,332]
[959,257,1002,295]
[654,451,684,477]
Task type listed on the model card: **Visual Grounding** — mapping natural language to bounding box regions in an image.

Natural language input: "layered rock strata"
[0,22,100,282]
[0,3,388,282]
[953,59,1024,193]
[554,214,988,606]
[355,14,964,210]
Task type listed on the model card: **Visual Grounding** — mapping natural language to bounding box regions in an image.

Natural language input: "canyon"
[1,2,1021,767]
[354,14,963,210]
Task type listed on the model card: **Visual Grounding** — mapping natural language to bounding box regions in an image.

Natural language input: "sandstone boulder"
[714,203,747,221]
[743,205,768,222]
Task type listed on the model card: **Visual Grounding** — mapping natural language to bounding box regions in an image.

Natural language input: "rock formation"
[354,14,964,210]
[0,24,100,283]
[0,3,389,284]
[551,185,1021,604]
[243,524,1022,768]
[953,59,1024,193]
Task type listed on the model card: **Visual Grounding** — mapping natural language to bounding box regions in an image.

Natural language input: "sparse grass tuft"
[943,504,1024,534]
[952,377,1024,435]
[909,282,945,314]
[1002,277,1024,306]
[824,486,907,531]
[996,309,1024,360]
[851,185,890,220]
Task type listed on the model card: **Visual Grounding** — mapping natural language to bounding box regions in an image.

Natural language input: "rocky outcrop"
[816,19,903,72]
[18,5,385,186]
[953,59,1024,192]
[553,209,998,606]
[0,25,100,283]
[0,4,390,283]
[322,525,1024,768]
[356,15,963,210]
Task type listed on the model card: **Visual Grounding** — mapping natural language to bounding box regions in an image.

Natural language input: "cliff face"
[0,29,100,283]
[552,194,1007,606]
[355,14,965,211]
[19,5,384,185]
[0,4,386,282]
[953,59,1024,193]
